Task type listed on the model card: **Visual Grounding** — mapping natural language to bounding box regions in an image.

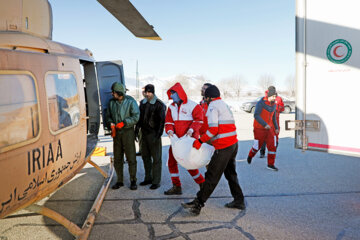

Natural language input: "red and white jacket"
[165,83,203,138]
[199,97,238,150]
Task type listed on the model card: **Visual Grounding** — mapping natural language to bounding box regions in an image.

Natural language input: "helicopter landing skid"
[25,157,114,240]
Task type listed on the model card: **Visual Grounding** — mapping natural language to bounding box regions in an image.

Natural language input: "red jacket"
[200,98,238,150]
[165,83,203,138]
[253,96,278,130]
[264,90,284,127]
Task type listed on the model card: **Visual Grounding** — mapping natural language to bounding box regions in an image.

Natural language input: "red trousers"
[248,128,277,165]
[168,147,205,187]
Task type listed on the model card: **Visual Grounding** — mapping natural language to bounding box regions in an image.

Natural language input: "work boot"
[140,180,152,186]
[247,156,252,164]
[111,182,124,190]
[150,184,160,190]
[130,181,137,190]
[189,199,203,215]
[225,200,246,210]
[181,198,200,209]
[164,185,182,195]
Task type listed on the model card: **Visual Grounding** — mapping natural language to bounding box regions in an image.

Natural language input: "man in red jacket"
[260,91,284,158]
[247,86,279,171]
[164,82,205,195]
[182,85,245,215]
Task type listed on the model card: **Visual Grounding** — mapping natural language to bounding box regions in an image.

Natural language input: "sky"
[49,0,295,90]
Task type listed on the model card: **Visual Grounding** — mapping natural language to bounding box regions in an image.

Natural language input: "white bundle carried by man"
[170,135,215,170]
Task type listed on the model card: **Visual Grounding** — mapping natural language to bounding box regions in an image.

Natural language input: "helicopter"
[0,0,160,238]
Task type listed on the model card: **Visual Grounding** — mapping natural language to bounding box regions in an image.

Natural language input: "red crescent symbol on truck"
[333,45,344,58]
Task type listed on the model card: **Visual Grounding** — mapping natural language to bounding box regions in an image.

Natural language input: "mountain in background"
[124,74,292,103]
[124,74,206,102]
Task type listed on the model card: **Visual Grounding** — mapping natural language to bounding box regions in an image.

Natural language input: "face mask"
[171,92,181,103]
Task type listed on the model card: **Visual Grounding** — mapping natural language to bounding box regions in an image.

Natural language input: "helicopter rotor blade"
[97,0,161,40]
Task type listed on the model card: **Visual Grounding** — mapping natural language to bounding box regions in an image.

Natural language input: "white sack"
[170,135,215,170]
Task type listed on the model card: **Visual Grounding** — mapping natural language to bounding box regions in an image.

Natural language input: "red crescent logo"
[333,45,344,58]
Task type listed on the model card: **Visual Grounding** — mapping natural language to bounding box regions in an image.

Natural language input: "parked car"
[241,96,295,113]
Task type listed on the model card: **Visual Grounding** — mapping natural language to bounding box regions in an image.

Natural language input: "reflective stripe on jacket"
[200,97,238,150]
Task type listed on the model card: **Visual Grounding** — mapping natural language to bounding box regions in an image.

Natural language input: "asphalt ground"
[1,112,359,240]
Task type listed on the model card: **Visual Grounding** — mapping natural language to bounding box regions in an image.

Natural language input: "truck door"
[290,0,360,157]
[95,61,125,133]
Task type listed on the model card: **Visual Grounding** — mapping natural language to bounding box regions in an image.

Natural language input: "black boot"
[111,182,124,190]
[150,184,160,189]
[130,181,137,190]
[139,180,152,186]
[189,199,203,215]
[181,198,199,209]
[247,155,252,164]
[164,185,182,195]
[225,200,245,210]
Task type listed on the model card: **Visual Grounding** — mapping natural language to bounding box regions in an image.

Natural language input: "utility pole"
[136,60,139,100]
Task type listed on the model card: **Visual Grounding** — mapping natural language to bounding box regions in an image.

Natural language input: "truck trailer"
[289,0,360,157]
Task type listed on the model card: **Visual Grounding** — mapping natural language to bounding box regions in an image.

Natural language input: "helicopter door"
[95,61,125,133]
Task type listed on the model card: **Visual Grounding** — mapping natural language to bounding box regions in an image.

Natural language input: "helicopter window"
[0,74,40,149]
[45,73,80,132]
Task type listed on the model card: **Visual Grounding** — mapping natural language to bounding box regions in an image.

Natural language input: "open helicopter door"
[96,60,125,134]
[286,0,360,157]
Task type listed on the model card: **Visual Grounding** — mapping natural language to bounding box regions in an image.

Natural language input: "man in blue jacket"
[247,86,279,171]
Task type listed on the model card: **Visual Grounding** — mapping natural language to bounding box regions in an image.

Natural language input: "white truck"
[288,0,360,157]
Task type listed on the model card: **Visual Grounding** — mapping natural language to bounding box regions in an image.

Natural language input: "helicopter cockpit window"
[0,74,40,150]
[45,73,80,132]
